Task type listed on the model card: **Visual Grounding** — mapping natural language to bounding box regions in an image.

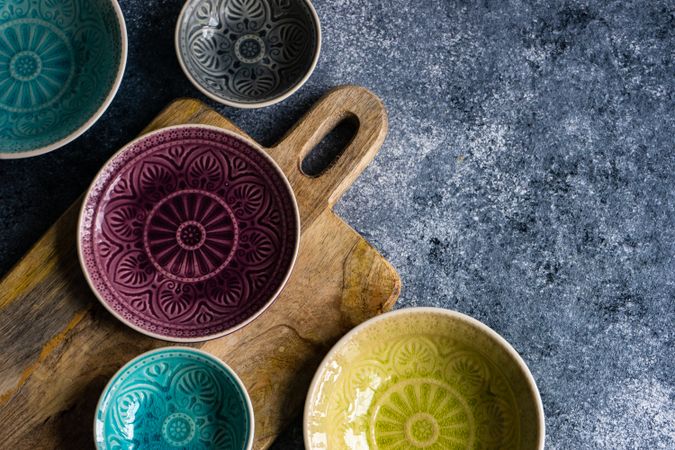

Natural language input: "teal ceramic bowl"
[0,0,127,159]
[95,347,254,450]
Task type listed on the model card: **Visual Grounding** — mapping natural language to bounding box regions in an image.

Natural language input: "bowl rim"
[77,123,301,343]
[174,0,322,109]
[93,346,255,450]
[302,307,546,450]
[0,0,128,160]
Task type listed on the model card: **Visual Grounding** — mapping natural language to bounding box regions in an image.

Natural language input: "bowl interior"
[79,125,300,341]
[0,0,124,156]
[177,0,319,106]
[305,309,544,450]
[95,348,253,449]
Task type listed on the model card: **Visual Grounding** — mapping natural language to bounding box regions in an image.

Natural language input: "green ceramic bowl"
[304,308,545,450]
[0,0,127,159]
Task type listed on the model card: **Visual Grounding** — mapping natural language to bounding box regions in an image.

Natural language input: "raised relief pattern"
[0,0,122,153]
[310,334,522,449]
[98,350,250,449]
[179,0,317,103]
[80,128,297,339]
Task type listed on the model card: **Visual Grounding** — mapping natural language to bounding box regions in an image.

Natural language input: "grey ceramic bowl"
[176,0,321,109]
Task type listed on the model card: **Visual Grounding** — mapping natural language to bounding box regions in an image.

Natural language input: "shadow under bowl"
[304,308,545,450]
[0,0,127,159]
[95,347,254,450]
[176,0,321,108]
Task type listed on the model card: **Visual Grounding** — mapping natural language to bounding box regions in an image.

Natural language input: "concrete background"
[1,0,673,448]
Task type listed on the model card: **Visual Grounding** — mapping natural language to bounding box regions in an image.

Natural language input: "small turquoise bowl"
[0,0,127,159]
[95,347,254,450]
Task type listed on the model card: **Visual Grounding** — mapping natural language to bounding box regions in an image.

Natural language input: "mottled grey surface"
[1,0,673,448]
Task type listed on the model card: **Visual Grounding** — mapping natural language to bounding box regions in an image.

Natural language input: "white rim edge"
[77,124,301,343]
[0,0,128,160]
[93,346,255,450]
[302,307,546,450]
[174,0,322,109]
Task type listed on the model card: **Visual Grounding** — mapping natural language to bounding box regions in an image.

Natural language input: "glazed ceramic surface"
[305,308,545,450]
[0,0,126,158]
[95,347,254,450]
[79,125,300,341]
[176,0,320,108]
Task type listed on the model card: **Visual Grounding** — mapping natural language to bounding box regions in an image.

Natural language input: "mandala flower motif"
[190,32,233,76]
[0,19,75,113]
[83,128,298,339]
[138,161,177,201]
[39,0,77,27]
[174,367,221,412]
[209,426,238,448]
[307,332,525,450]
[112,388,158,440]
[104,356,247,450]
[236,228,276,267]
[232,66,278,99]
[392,337,437,376]
[144,189,239,283]
[224,0,270,32]
[0,0,123,154]
[179,0,317,104]
[114,251,153,288]
[227,155,252,178]
[475,399,517,445]
[444,351,490,396]
[157,282,195,320]
[187,151,226,189]
[267,20,307,64]
[207,270,248,308]
[369,379,475,450]
[107,204,144,241]
[73,25,106,65]
[227,180,267,218]
[346,361,389,393]
[14,109,59,136]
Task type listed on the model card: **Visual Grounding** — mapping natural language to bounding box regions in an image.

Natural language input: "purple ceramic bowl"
[78,125,300,341]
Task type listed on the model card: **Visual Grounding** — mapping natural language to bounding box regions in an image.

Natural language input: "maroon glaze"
[79,126,299,340]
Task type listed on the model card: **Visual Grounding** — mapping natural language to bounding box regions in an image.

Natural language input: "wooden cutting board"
[0,86,401,449]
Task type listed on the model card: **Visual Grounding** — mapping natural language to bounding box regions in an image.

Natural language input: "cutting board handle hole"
[301,116,359,177]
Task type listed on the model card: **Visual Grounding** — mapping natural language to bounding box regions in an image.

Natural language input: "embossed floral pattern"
[370,379,474,449]
[79,127,298,340]
[306,320,524,449]
[177,0,318,105]
[0,0,124,155]
[95,348,252,450]
[144,190,239,283]
[0,19,74,112]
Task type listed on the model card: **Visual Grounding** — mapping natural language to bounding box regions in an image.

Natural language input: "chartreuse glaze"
[95,348,253,450]
[0,0,124,156]
[305,309,544,449]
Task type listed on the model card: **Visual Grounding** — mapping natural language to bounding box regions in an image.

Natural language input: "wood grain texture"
[0,86,401,449]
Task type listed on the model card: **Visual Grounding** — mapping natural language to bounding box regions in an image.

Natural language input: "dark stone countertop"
[1,0,673,448]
